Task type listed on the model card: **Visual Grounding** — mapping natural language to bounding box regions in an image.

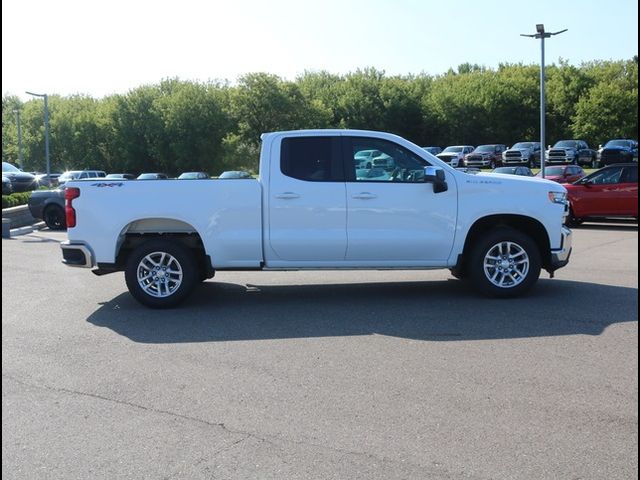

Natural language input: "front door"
[343,136,457,264]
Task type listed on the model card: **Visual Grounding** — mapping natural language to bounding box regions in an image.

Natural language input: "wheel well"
[457,215,551,272]
[112,219,214,279]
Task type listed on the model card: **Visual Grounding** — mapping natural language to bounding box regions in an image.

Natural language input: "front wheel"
[125,239,198,308]
[468,228,541,298]
[489,159,496,169]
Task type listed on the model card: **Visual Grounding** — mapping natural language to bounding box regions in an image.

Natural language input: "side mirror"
[424,166,448,193]
[547,145,551,150]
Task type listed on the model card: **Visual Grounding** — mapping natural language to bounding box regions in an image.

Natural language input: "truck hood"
[602,146,632,152]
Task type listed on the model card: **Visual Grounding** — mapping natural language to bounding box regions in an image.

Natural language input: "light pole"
[521,24,567,178]
[12,109,24,170]
[25,91,51,179]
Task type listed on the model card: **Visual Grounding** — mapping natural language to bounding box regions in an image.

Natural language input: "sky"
[2,0,638,100]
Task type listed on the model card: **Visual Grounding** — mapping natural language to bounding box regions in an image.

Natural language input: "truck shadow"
[86,279,638,344]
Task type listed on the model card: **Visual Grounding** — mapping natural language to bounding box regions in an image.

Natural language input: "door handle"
[352,192,377,200]
[275,192,300,199]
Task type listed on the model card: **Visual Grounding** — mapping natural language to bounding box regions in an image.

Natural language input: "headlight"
[548,191,567,204]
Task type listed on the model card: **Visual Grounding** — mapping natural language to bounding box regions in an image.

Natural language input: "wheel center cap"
[158,271,166,278]
[500,260,510,269]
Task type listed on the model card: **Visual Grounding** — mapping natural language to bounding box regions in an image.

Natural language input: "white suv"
[58,170,107,185]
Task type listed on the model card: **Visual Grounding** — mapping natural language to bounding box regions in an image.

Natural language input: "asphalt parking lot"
[2,223,638,480]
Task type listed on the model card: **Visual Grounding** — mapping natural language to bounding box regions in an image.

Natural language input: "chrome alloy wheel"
[482,241,530,288]
[136,251,183,298]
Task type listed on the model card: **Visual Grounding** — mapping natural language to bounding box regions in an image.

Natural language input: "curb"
[3,221,47,239]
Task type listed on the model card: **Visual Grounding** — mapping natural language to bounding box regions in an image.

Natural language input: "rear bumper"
[549,226,572,271]
[60,241,94,268]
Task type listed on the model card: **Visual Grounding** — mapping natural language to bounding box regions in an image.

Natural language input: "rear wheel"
[125,239,198,308]
[43,205,66,230]
[468,227,541,298]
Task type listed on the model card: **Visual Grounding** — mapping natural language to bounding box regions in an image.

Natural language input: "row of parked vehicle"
[1,164,254,195]
[423,138,638,169]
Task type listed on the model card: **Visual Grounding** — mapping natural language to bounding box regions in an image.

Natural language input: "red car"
[564,163,638,225]
[537,165,585,183]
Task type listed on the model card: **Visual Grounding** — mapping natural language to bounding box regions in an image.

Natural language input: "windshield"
[2,162,21,173]
[474,145,494,153]
[178,172,201,179]
[604,140,632,148]
[538,167,565,176]
[554,141,578,148]
[512,142,533,149]
[443,146,463,153]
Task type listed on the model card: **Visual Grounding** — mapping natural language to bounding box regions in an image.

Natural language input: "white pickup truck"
[60,130,572,308]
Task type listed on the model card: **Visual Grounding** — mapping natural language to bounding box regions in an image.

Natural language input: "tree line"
[2,58,637,176]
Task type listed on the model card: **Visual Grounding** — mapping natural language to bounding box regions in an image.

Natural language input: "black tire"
[43,205,66,230]
[566,207,583,227]
[526,158,532,169]
[449,268,466,280]
[125,239,198,308]
[468,227,541,298]
[489,159,496,169]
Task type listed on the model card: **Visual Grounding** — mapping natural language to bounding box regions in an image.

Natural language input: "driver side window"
[589,167,623,185]
[346,137,429,183]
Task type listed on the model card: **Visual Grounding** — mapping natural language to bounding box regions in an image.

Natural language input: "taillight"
[65,187,80,228]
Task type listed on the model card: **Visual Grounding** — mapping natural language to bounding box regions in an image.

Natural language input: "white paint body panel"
[66,129,567,271]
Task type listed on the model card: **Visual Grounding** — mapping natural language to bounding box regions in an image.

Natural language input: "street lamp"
[521,24,567,178]
[25,91,51,179]
[12,109,24,170]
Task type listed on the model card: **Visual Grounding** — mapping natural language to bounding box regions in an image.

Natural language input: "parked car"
[491,166,534,177]
[536,166,585,184]
[58,170,107,185]
[502,142,542,167]
[218,171,252,179]
[546,140,597,166]
[598,139,638,167]
[464,144,506,169]
[436,146,474,167]
[105,173,136,180]
[564,163,638,225]
[2,175,12,195]
[35,173,62,188]
[422,146,443,155]
[137,173,169,180]
[28,186,66,230]
[2,162,37,192]
[178,172,210,180]
[354,149,384,169]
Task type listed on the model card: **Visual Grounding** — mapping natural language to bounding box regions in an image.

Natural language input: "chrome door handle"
[352,192,377,200]
[275,192,300,199]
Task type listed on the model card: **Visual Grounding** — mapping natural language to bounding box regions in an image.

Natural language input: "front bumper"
[549,226,572,271]
[465,157,492,167]
[60,241,94,268]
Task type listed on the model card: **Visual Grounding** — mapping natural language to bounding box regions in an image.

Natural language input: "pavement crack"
[3,373,477,479]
